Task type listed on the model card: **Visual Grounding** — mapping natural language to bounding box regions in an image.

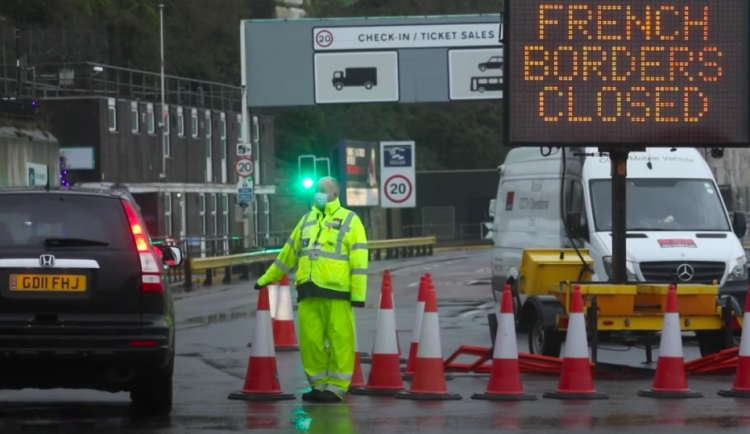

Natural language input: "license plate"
[9,274,87,292]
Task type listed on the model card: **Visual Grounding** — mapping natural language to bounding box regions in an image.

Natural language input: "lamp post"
[159,4,167,178]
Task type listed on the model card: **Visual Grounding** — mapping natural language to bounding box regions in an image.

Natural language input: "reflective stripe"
[351,243,368,250]
[274,259,292,273]
[286,238,295,248]
[351,268,367,275]
[328,371,352,381]
[335,213,356,255]
[324,222,339,228]
[314,384,328,391]
[300,250,348,261]
[327,384,346,397]
[307,372,327,385]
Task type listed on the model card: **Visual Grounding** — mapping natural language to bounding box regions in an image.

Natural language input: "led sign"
[505,1,750,146]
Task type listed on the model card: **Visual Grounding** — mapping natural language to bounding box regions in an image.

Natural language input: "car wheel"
[479,65,486,72]
[131,356,174,417]
[528,314,562,357]
[479,87,485,93]
[335,83,343,90]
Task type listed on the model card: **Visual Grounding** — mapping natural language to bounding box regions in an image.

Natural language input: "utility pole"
[15,0,20,98]
[159,4,167,178]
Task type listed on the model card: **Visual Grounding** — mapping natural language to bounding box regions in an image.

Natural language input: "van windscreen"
[589,179,731,232]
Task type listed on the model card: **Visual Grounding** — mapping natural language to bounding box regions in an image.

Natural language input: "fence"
[401,223,492,242]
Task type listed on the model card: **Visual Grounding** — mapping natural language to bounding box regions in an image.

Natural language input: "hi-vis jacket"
[257,198,369,307]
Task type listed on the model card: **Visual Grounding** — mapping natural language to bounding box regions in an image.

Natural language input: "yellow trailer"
[515,249,742,362]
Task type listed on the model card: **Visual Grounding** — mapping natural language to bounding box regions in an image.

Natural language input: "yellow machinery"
[516,248,743,362]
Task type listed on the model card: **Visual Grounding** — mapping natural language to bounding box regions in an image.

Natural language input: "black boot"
[302,389,323,402]
[316,390,343,403]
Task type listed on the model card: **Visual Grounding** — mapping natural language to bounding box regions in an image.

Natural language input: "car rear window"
[0,194,133,249]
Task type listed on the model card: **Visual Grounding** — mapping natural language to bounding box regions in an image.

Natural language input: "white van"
[491,147,747,356]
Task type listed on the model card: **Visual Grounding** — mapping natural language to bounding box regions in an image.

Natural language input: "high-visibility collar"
[312,197,341,216]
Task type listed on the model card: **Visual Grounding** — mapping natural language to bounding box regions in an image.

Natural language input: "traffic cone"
[638,285,702,398]
[351,327,366,390]
[382,269,407,364]
[395,282,462,401]
[272,275,299,352]
[544,285,608,400]
[719,287,750,398]
[350,276,405,396]
[472,284,537,401]
[228,286,295,401]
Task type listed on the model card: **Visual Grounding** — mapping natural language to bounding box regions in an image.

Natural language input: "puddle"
[466,279,491,286]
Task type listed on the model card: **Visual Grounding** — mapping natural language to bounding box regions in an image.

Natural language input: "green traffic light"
[302,177,314,189]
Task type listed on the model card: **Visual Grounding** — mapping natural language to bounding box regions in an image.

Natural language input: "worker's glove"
[253,282,262,290]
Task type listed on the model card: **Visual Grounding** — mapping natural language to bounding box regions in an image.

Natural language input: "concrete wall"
[0,128,60,187]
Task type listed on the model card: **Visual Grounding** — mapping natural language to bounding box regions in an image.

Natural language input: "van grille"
[639,261,726,283]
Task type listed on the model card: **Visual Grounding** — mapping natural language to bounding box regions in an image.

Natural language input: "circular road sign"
[234,157,254,178]
[315,30,333,48]
[384,175,412,204]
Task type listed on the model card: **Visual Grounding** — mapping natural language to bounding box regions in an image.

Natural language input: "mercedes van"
[491,147,747,356]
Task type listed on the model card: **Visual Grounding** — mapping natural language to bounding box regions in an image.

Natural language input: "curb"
[433,245,491,253]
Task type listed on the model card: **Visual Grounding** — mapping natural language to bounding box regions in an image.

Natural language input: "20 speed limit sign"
[384,175,412,204]
[234,157,254,178]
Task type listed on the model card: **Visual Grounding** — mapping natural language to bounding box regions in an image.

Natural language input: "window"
[107,98,117,132]
[0,194,132,248]
[210,194,218,236]
[131,103,139,133]
[220,117,227,160]
[221,194,229,235]
[164,193,172,236]
[199,194,206,236]
[177,107,185,137]
[205,111,213,183]
[147,104,155,134]
[564,179,587,234]
[191,110,199,138]
[162,105,171,158]
[590,178,732,232]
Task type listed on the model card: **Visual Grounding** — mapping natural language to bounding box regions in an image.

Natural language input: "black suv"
[0,186,183,415]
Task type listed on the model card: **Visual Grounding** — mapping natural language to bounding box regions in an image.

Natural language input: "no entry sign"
[380,141,416,208]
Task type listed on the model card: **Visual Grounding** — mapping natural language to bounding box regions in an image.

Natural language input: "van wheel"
[131,357,174,417]
[529,314,562,357]
[696,330,734,357]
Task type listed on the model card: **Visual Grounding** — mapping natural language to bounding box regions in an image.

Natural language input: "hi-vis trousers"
[298,297,355,398]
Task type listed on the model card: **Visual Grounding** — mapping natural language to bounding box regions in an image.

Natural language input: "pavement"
[0,249,748,433]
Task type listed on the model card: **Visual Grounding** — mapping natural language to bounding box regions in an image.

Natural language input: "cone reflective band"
[544,285,607,400]
[228,286,295,401]
[403,276,427,380]
[472,285,536,401]
[719,287,750,398]
[396,282,461,401]
[268,283,279,321]
[351,274,405,396]
[638,285,702,398]
[273,275,299,351]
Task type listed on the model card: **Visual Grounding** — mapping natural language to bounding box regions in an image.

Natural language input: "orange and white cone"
[395,282,461,400]
[472,284,537,401]
[638,284,702,398]
[403,275,427,380]
[228,286,295,401]
[351,277,405,396]
[719,287,750,398]
[544,284,607,400]
[272,275,299,352]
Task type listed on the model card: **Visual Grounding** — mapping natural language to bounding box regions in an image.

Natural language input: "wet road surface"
[0,249,747,433]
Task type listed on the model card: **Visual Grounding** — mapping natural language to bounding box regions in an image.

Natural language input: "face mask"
[314,193,329,209]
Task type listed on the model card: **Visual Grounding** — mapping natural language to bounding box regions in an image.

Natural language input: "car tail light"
[122,200,164,293]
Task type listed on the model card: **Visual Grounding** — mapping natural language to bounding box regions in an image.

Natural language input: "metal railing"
[1,62,242,112]
[402,223,492,242]
[179,236,438,291]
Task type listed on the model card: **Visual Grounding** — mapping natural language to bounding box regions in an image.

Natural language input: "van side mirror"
[733,212,747,238]
[159,245,184,268]
[566,212,585,238]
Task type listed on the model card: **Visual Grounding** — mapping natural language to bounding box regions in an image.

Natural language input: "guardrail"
[177,236,437,291]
